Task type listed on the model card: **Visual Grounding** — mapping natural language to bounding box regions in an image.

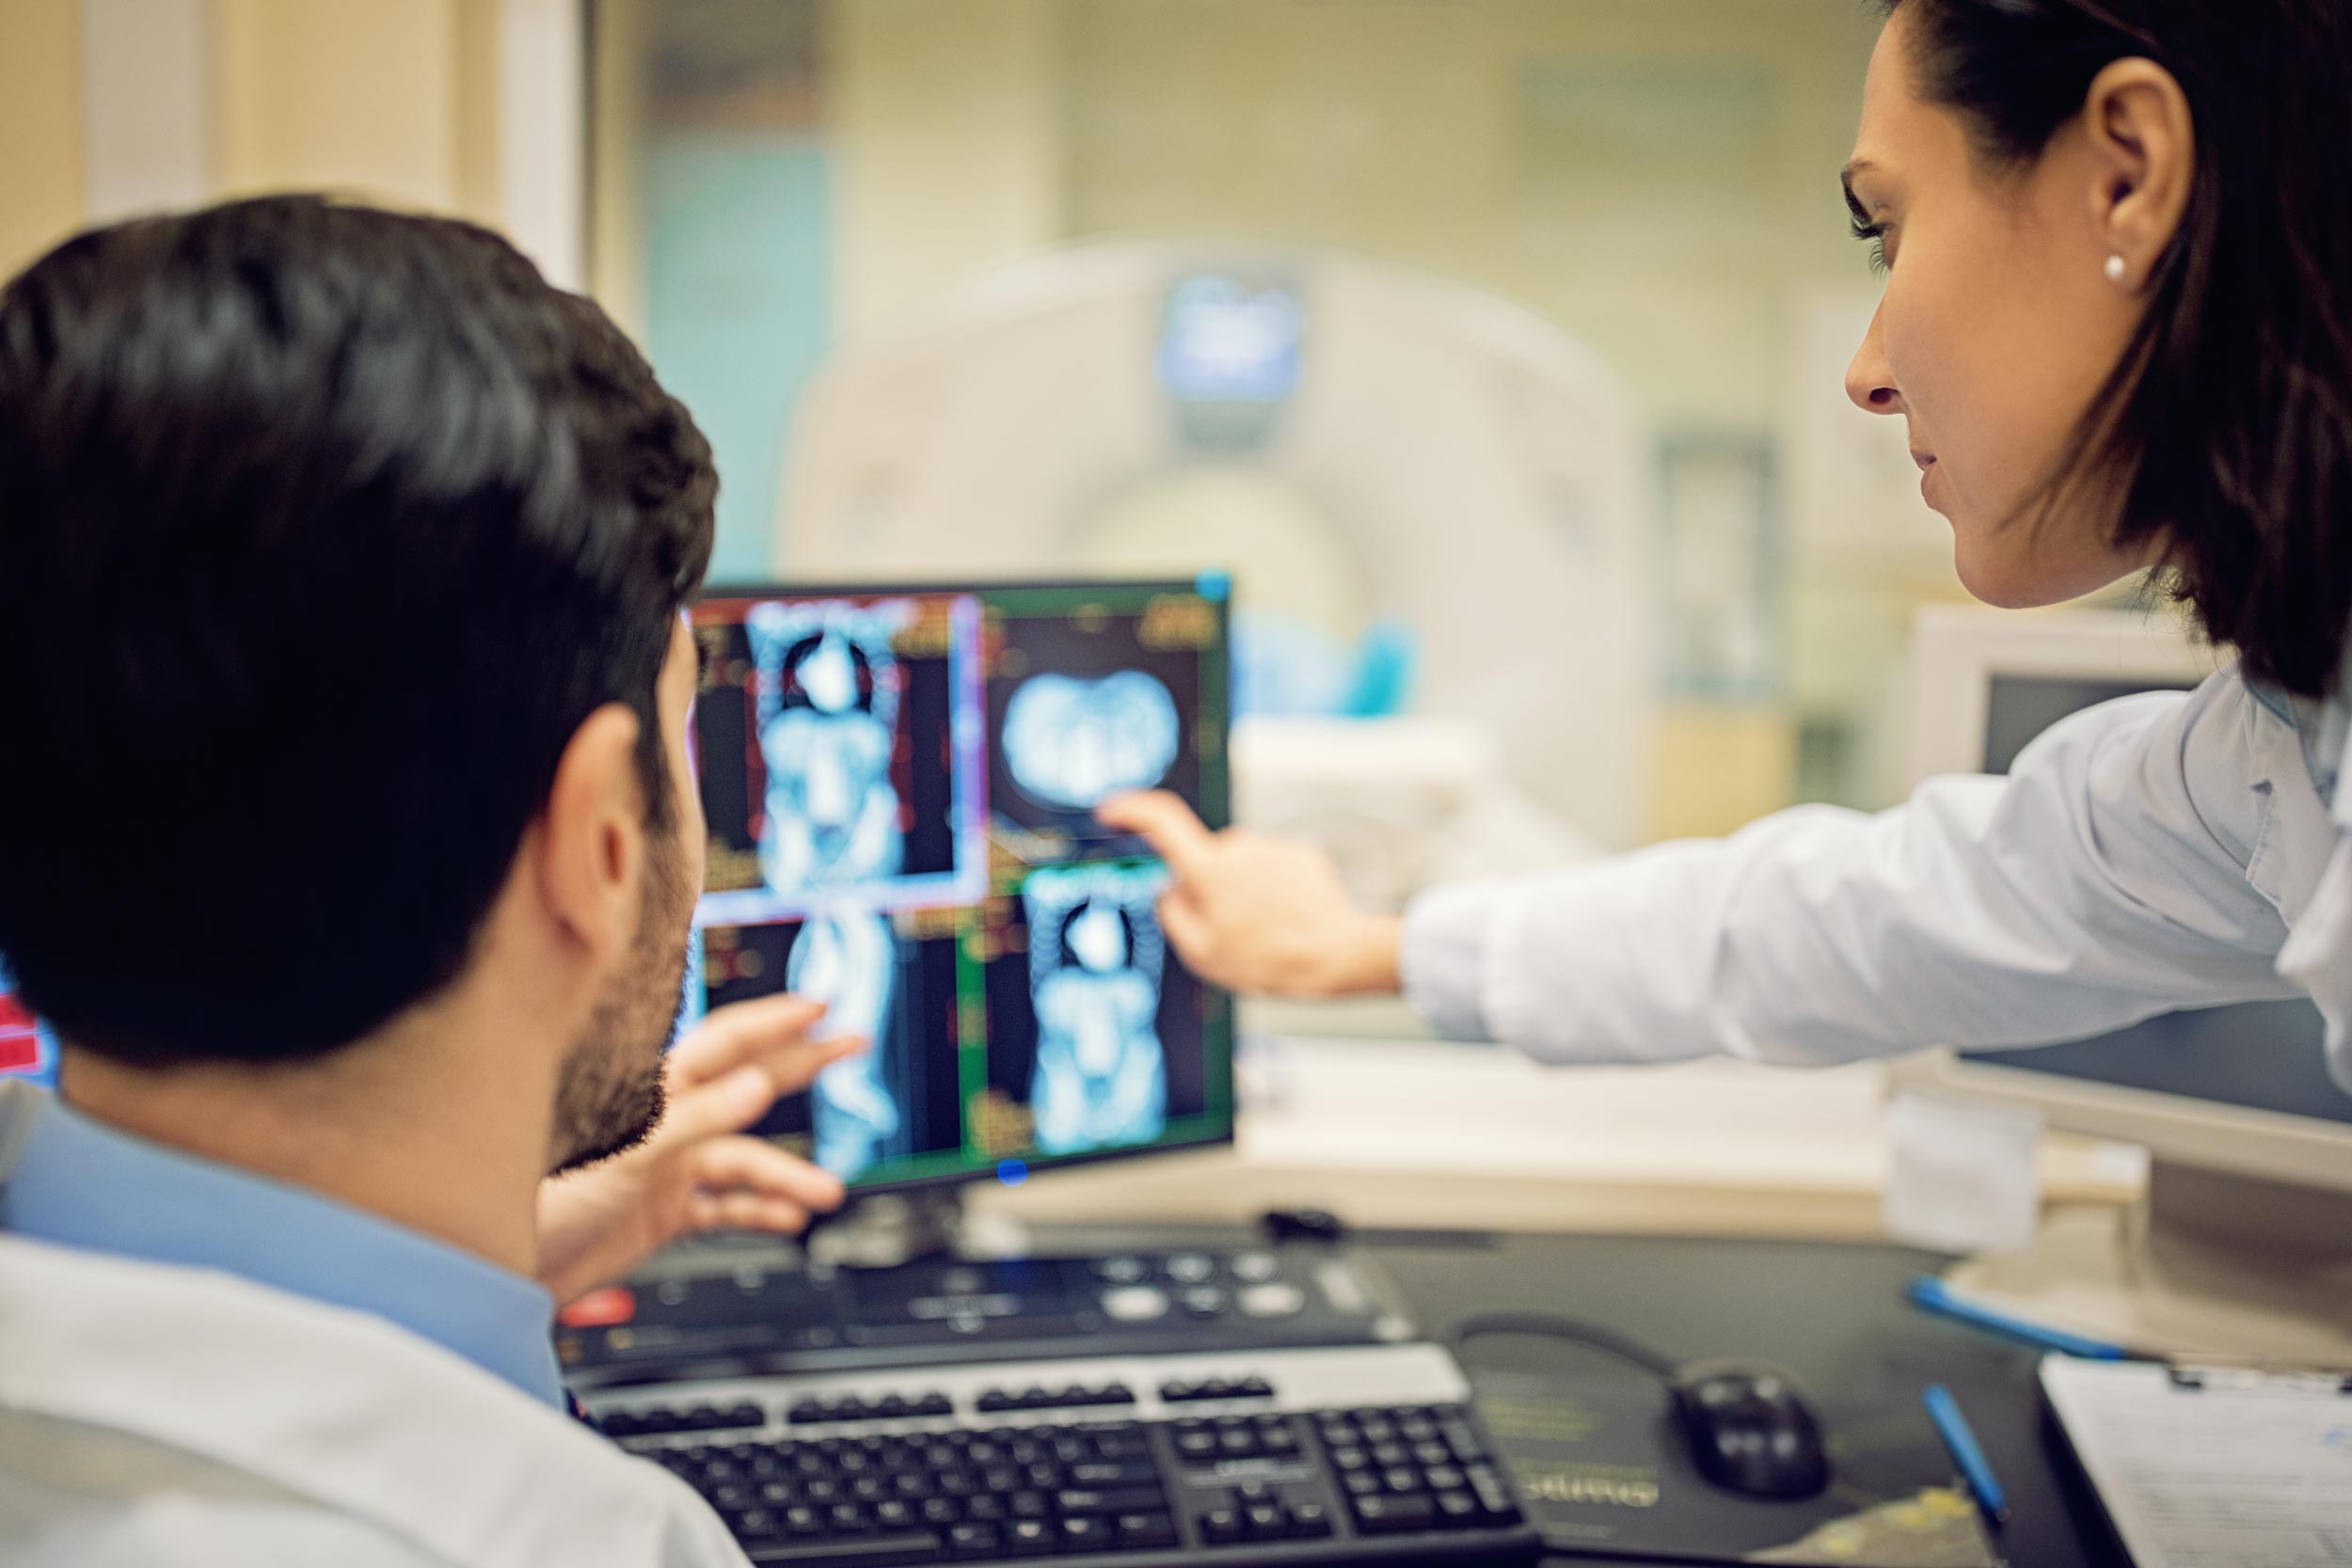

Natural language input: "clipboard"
[2039,1356,2352,1566]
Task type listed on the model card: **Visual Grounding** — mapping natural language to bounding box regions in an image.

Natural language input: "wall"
[0,0,88,280]
[3,0,556,286]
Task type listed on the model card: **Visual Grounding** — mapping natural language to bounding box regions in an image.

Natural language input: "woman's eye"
[1850,217,1891,275]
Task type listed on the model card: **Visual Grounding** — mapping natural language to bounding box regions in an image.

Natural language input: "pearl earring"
[2104,254,2128,285]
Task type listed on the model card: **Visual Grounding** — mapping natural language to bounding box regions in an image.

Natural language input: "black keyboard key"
[1342,1471,1381,1497]
[1056,1486,1166,1516]
[1002,1519,1055,1555]
[746,1530,946,1567]
[783,1506,824,1536]
[734,1508,781,1542]
[1057,1516,1114,1550]
[1009,1492,1050,1520]
[1235,1377,1274,1400]
[963,1497,1006,1524]
[1115,1513,1178,1549]
[875,1500,917,1529]
[946,1523,998,1558]
[1199,1508,1245,1544]
[830,1503,872,1533]
[1068,1461,1157,1487]
[1435,1490,1483,1525]
[1174,1431,1218,1459]
[920,1498,962,1528]
[1353,1493,1437,1534]
[1425,1465,1466,1492]
[1290,1501,1333,1538]
[1243,1502,1286,1537]
[1468,1464,1521,1520]
[914,1394,955,1418]
[1440,1417,1489,1463]
[1328,1445,1370,1471]
[1384,1466,1422,1495]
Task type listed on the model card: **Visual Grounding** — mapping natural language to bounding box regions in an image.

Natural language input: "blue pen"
[1907,1275,2133,1360]
[1923,1383,2010,1529]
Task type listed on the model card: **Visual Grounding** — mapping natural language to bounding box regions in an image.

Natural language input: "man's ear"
[2081,56,2195,282]
[532,704,649,962]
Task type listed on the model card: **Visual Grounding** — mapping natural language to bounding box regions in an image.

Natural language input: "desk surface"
[1033,1222,2122,1568]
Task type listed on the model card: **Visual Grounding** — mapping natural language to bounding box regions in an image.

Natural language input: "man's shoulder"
[0,1402,436,1567]
[0,1234,748,1568]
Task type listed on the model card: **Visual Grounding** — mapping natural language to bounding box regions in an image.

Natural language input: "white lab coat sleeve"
[1399,674,2306,1066]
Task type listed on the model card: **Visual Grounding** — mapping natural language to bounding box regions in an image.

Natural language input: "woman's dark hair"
[1883,0,2352,697]
[0,196,716,1065]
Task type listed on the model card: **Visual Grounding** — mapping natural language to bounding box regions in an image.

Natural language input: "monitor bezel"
[690,573,1238,1198]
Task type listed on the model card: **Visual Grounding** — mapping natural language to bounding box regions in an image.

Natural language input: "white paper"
[2042,1357,2352,1567]
[1881,1090,2042,1255]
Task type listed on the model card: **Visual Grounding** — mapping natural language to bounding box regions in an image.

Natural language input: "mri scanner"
[772,241,1654,895]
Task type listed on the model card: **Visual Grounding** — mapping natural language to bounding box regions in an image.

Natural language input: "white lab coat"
[1403,665,2352,1090]
[0,1094,750,1568]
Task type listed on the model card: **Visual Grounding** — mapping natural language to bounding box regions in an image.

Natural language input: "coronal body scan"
[791,911,904,1180]
[1024,863,1169,1156]
[745,599,911,896]
[1002,671,1181,810]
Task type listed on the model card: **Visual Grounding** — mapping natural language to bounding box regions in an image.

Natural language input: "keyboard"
[579,1342,1541,1568]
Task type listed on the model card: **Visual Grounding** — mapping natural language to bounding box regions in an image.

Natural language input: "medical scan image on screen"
[700,910,967,1182]
[1021,862,1172,1156]
[687,580,1232,1191]
[692,593,988,925]
[985,589,1218,854]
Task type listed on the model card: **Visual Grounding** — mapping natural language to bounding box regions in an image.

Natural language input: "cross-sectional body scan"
[1001,671,1181,811]
[1024,863,1170,1156]
[790,911,903,1180]
[745,599,912,896]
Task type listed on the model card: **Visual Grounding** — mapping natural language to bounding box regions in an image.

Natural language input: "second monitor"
[685,577,1235,1193]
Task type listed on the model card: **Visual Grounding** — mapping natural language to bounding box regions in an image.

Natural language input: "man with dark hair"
[0,197,852,1564]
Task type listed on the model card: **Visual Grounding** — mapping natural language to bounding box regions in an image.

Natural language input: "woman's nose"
[1845,300,1903,416]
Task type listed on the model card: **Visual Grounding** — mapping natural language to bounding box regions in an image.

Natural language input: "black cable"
[1448,1309,1683,1383]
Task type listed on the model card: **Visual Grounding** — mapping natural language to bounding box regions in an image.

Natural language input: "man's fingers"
[742,1032,867,1097]
[1098,790,1218,879]
[665,993,830,1085]
[690,1190,812,1236]
[692,1134,848,1213]
[656,1036,862,1148]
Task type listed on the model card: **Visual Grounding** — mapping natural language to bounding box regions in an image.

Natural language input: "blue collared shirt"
[0,1085,565,1408]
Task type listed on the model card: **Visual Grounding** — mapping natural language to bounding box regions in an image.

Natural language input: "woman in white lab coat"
[1106,0,2352,1092]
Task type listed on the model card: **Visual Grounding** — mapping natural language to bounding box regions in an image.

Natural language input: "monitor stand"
[803,1187,1033,1271]
[1939,1162,2352,1364]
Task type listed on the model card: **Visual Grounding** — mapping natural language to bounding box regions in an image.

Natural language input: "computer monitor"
[683,576,1235,1198]
[1894,607,2352,1362]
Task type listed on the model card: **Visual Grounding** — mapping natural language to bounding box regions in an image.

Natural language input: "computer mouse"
[1668,1365,1832,1499]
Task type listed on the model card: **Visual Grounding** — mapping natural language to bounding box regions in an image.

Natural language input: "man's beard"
[547,818,696,1176]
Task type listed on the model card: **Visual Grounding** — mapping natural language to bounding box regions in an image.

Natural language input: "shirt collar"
[0,1085,564,1409]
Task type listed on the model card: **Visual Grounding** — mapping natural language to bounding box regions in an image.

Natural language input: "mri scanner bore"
[688,579,1235,1190]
